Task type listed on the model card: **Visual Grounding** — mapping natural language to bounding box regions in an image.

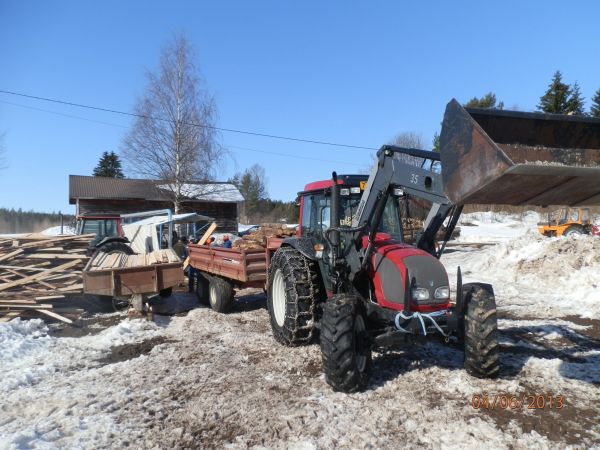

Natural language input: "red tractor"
[265,100,600,392]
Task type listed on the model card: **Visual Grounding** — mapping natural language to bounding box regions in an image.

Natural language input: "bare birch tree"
[122,35,222,213]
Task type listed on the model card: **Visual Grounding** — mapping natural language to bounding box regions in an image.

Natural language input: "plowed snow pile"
[442,232,600,318]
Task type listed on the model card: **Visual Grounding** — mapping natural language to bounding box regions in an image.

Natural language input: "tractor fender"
[280,237,317,261]
[94,236,130,249]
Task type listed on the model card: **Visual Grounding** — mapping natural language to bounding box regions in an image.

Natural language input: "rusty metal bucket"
[439,99,600,206]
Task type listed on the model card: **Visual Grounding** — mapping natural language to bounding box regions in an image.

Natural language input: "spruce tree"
[566,82,585,115]
[538,71,571,114]
[590,88,600,118]
[93,151,125,178]
[464,92,504,109]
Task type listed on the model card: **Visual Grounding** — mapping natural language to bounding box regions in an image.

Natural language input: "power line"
[0,89,378,151]
[0,99,371,167]
[0,99,128,129]
[227,144,366,167]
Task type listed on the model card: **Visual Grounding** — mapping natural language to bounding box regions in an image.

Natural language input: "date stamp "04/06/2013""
[471,393,565,411]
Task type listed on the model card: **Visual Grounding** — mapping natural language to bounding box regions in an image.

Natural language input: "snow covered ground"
[1,212,599,449]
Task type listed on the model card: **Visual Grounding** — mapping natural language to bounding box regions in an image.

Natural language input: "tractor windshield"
[301,191,402,241]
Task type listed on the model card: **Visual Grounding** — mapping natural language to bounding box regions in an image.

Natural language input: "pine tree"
[93,151,124,178]
[590,88,600,118]
[538,71,571,114]
[464,92,504,109]
[566,82,585,115]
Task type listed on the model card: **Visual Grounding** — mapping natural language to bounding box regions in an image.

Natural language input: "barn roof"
[69,175,244,204]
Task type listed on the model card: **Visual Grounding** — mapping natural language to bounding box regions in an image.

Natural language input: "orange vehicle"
[537,208,597,237]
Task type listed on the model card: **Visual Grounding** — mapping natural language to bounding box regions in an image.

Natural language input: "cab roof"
[301,174,368,194]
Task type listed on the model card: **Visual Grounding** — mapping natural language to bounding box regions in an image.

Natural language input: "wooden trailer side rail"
[188,245,268,283]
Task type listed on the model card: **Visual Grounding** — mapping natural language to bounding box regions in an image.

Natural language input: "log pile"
[0,234,94,323]
[402,218,461,244]
[233,223,297,250]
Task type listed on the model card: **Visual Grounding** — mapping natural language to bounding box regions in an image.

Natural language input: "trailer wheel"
[196,272,210,305]
[463,283,500,378]
[159,288,173,298]
[320,294,372,393]
[207,276,234,313]
[267,247,323,346]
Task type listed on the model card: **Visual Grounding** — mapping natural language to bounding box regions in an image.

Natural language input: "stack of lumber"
[87,248,180,271]
[0,234,94,323]
[233,223,297,250]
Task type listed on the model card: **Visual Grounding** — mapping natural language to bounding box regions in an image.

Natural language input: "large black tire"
[267,247,323,346]
[320,294,372,393]
[207,276,234,313]
[196,272,210,305]
[95,241,134,256]
[463,283,500,378]
[563,225,584,236]
[159,287,173,298]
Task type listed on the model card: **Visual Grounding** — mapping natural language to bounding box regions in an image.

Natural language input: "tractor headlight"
[434,286,450,299]
[411,287,430,301]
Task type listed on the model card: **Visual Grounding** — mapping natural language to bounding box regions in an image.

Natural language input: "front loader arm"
[351,146,457,255]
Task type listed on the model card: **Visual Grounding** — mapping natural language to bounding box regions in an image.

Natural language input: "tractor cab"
[538,207,593,237]
[75,215,122,247]
[297,175,403,244]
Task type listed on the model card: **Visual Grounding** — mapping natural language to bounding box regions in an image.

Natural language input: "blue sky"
[1,1,599,213]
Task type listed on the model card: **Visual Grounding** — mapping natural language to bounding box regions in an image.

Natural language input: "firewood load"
[0,234,94,323]
[402,218,461,244]
[233,223,297,250]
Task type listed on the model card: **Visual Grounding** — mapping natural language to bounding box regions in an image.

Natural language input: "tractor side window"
[379,196,402,241]
[582,209,590,222]
[82,219,103,236]
[104,219,117,237]
[301,195,313,236]
[301,194,331,240]
[570,209,579,221]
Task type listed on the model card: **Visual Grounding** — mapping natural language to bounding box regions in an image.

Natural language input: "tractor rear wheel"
[320,294,372,393]
[207,276,234,313]
[95,241,134,256]
[563,225,584,236]
[267,247,323,346]
[463,283,500,378]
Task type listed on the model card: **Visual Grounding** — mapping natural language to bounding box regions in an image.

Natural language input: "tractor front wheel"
[463,283,500,378]
[267,247,323,346]
[320,294,372,393]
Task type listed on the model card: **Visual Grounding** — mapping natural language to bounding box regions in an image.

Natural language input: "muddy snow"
[1,213,599,449]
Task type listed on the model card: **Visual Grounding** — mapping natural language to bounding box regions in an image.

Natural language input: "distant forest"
[0,208,74,234]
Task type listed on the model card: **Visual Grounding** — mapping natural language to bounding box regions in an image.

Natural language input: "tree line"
[229,164,298,224]
[464,70,600,117]
[0,208,74,234]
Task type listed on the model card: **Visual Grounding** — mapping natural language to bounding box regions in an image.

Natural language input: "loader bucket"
[439,99,600,206]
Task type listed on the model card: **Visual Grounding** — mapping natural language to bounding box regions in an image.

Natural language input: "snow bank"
[41,225,76,236]
[457,211,540,242]
[444,232,600,318]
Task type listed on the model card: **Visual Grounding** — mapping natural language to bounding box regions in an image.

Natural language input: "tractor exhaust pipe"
[440,99,600,206]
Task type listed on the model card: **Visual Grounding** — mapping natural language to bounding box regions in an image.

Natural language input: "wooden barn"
[69,175,244,234]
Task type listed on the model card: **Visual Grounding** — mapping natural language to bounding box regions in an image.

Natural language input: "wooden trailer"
[187,237,284,313]
[83,249,183,316]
